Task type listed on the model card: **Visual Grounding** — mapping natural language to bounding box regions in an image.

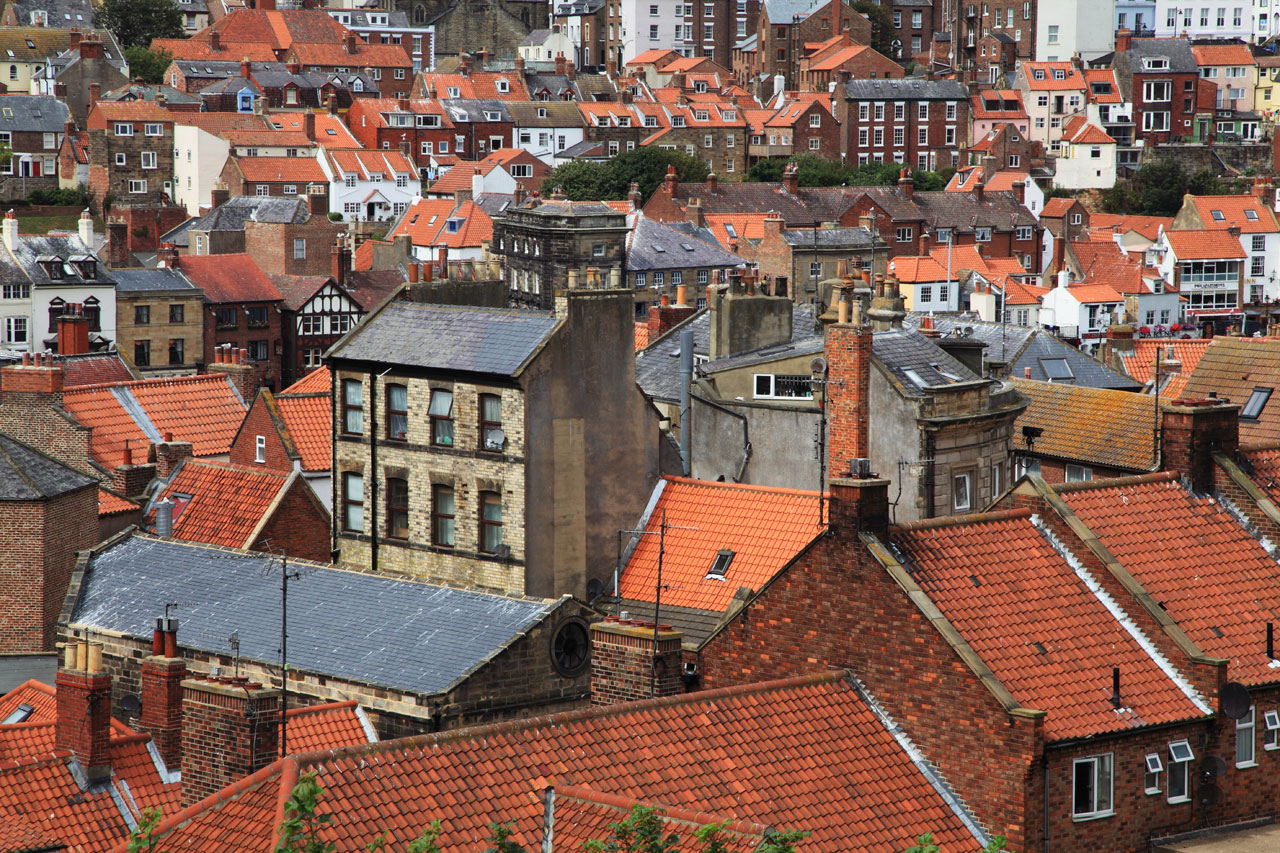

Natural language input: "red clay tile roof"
[389,198,492,248]
[1191,43,1255,66]
[1040,197,1077,220]
[62,374,250,466]
[627,48,681,67]
[0,822,64,852]
[287,41,412,68]
[1059,473,1280,686]
[176,253,281,303]
[283,701,375,755]
[1158,373,1191,399]
[892,509,1209,739]
[634,321,650,351]
[1083,69,1123,103]
[352,238,378,270]
[1062,114,1115,144]
[98,488,137,517]
[1188,195,1279,234]
[59,352,137,387]
[551,786,768,852]
[0,680,55,724]
[1120,339,1211,383]
[275,390,330,472]
[139,673,986,852]
[1022,62,1086,90]
[618,477,823,614]
[1009,378,1157,471]
[1163,229,1247,260]
[1182,337,1280,445]
[282,365,330,394]
[232,156,329,184]
[148,460,292,548]
[1003,278,1049,306]
[1089,213,1172,242]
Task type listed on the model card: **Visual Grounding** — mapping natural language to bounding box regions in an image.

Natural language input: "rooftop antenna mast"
[259,540,316,758]
[617,510,696,697]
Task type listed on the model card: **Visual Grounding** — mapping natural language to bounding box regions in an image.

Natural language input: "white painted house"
[1052,110,1117,190]
[1036,0,1117,62]
[319,149,418,222]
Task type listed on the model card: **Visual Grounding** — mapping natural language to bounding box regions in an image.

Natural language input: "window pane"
[1073,760,1094,815]
[344,380,362,404]
[1096,754,1112,812]
[481,394,501,424]
[429,389,453,416]
[388,384,407,410]
[434,486,455,547]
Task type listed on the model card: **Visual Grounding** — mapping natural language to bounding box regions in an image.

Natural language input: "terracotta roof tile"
[1182,337,1280,445]
[1191,43,1255,66]
[1089,213,1172,242]
[1120,339,1211,383]
[1009,378,1156,471]
[148,460,291,548]
[176,253,281,303]
[283,701,375,755]
[551,787,768,852]
[275,391,330,472]
[233,156,329,183]
[1021,62,1086,90]
[1062,114,1114,144]
[1040,197,1076,219]
[145,673,985,852]
[1060,474,1280,685]
[1083,69,1123,103]
[618,477,823,614]
[62,374,250,466]
[893,509,1208,739]
[0,681,55,725]
[282,365,330,395]
[634,321,650,351]
[1163,229,1247,260]
[1188,195,1279,234]
[98,488,137,517]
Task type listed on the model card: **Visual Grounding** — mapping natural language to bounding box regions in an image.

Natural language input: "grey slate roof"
[101,84,200,105]
[873,328,982,396]
[763,0,826,23]
[626,216,744,272]
[444,99,512,123]
[330,300,559,376]
[112,268,197,293]
[843,78,969,101]
[7,0,95,28]
[903,314,1141,390]
[70,534,563,696]
[0,95,68,133]
[0,432,94,500]
[520,28,552,46]
[1117,37,1197,74]
[555,0,604,13]
[165,196,313,247]
[11,234,114,287]
[781,227,875,248]
[506,101,587,127]
[912,190,1037,231]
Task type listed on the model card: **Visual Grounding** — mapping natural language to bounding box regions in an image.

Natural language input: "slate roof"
[892,509,1210,740]
[912,190,1037,231]
[626,216,744,272]
[842,78,968,100]
[1008,378,1156,471]
[70,534,565,697]
[781,226,875,248]
[111,268,197,293]
[1013,329,1138,388]
[137,671,989,853]
[1182,337,1280,445]
[618,477,823,636]
[873,328,983,396]
[0,432,94,500]
[329,300,559,377]
[0,95,68,133]
[4,0,94,27]
[1059,473,1280,686]
[1118,37,1198,74]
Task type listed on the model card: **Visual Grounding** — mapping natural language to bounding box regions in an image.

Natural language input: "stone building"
[327,284,665,599]
[492,197,629,310]
[111,267,205,376]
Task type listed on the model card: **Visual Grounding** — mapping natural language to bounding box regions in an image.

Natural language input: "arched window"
[413,4,425,24]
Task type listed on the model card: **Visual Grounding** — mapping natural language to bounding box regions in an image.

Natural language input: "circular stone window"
[551,618,590,677]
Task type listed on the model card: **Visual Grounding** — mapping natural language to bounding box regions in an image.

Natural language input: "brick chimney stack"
[590,618,684,705]
[898,167,914,199]
[1,350,65,401]
[55,635,114,783]
[154,433,193,478]
[781,162,798,194]
[824,292,872,473]
[78,36,103,60]
[137,618,185,772]
[647,291,696,338]
[330,233,350,286]
[207,344,257,401]
[180,675,280,806]
[1160,398,1239,492]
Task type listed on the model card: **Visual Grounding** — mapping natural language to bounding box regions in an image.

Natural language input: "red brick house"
[795,36,902,92]
[751,0,871,95]
[229,367,332,508]
[174,252,284,391]
[1112,33,1201,144]
[837,78,970,171]
[219,155,330,204]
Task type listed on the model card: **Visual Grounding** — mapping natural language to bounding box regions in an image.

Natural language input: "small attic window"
[445,218,461,233]
[1241,387,1273,420]
[1040,358,1074,381]
[724,223,737,238]
[1211,210,1225,221]
[652,243,665,252]
[706,549,735,579]
[680,242,694,251]
[1,703,34,724]
[1246,209,1259,220]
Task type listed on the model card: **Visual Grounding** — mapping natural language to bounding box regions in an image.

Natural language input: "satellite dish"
[120,694,141,713]
[1201,755,1228,779]
[586,578,605,600]
[809,356,828,375]
[1221,681,1251,719]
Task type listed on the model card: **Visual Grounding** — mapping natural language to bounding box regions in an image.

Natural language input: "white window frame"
[1144,753,1163,795]
[952,471,972,511]
[1238,705,1257,768]
[1265,710,1280,750]
[128,179,147,194]
[255,435,266,463]
[1167,740,1193,804]
[1065,464,1093,482]
[1072,753,1114,821]
[752,373,814,401]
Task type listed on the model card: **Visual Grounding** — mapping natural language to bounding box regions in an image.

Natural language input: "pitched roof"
[1119,339,1212,383]
[1062,114,1114,144]
[71,533,565,697]
[139,672,989,852]
[626,216,744,272]
[618,477,822,634]
[275,387,330,472]
[892,509,1209,740]
[98,487,137,516]
[330,301,558,376]
[232,155,328,183]
[1182,337,1280,445]
[1008,378,1156,471]
[1083,68,1123,103]
[146,459,295,548]
[1058,473,1280,686]
[1190,42,1255,66]
[1164,228,1248,260]
[282,364,330,394]
[1089,213,1172,242]
[1040,197,1078,219]
[61,374,249,466]
[1187,195,1279,234]
[0,433,95,500]
[283,701,377,754]
[175,253,281,302]
[1020,62,1086,90]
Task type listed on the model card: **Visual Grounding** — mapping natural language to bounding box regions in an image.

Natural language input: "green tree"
[904,832,1007,853]
[541,147,706,202]
[1186,168,1222,197]
[581,805,681,853]
[124,46,173,84]
[745,157,788,182]
[275,771,336,853]
[126,807,168,853]
[405,820,444,853]
[100,0,183,49]
[695,823,807,853]
[481,822,529,853]
[1101,157,1188,216]
[853,0,897,56]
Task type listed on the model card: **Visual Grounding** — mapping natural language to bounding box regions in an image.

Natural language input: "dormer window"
[447,86,460,98]
[496,78,509,93]
[672,116,686,127]
[446,218,461,233]
[1053,69,1066,80]
[695,109,709,121]
[694,80,708,93]
[645,115,658,127]
[1032,69,1045,80]
[484,111,501,121]
[1144,57,1170,71]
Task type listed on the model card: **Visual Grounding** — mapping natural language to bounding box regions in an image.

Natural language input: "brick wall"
[55,665,114,781]
[0,502,45,653]
[590,619,683,705]
[229,392,295,472]
[180,677,281,807]
[826,320,872,470]
[249,477,333,563]
[1160,401,1239,492]
[203,307,282,392]
[138,654,186,772]
[243,218,344,277]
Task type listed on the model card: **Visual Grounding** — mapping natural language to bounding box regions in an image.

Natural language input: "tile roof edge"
[552,784,772,836]
[862,530,1035,719]
[1025,475,1223,668]
[142,757,291,847]
[659,475,821,497]
[892,506,1032,533]
[1215,451,1280,535]
[287,671,853,770]
[241,468,303,550]
[1051,470,1177,494]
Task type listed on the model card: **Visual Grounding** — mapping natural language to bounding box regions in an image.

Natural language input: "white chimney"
[472,168,485,199]
[78,208,93,249]
[773,74,785,98]
[1057,269,1069,289]
[1,210,17,252]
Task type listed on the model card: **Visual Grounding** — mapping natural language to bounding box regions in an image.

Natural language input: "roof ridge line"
[660,475,822,497]
[893,506,1032,532]
[1053,470,1178,493]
